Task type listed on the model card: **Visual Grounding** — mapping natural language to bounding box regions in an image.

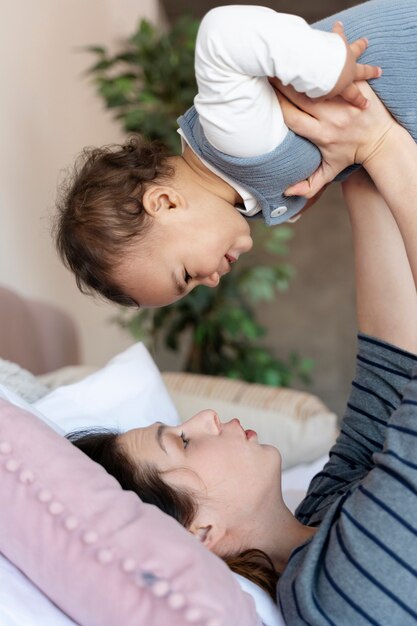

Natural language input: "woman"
[69,87,417,624]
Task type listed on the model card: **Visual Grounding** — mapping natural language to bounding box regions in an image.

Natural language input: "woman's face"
[119,410,281,551]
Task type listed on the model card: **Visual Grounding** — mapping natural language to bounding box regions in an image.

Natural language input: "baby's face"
[114,193,253,307]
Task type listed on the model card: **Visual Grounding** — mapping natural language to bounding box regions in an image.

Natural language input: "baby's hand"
[328,21,382,109]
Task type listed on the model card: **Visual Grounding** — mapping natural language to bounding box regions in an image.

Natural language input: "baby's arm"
[195,5,373,159]
[269,22,381,109]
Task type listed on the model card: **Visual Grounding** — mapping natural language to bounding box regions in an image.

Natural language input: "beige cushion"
[162,372,338,470]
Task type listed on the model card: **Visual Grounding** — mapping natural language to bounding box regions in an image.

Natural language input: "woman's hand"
[268,79,395,199]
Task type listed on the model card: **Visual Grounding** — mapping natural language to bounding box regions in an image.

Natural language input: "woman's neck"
[249,501,317,573]
[273,508,317,572]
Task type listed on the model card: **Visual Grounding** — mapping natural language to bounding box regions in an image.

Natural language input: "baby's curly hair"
[54,136,174,306]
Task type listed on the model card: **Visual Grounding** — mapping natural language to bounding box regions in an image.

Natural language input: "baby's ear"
[142,185,183,217]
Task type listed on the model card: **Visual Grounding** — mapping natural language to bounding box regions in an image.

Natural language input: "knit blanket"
[0,359,49,403]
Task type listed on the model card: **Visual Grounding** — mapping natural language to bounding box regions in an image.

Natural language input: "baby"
[56,0,417,307]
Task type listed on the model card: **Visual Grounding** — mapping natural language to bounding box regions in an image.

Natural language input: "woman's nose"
[187,409,222,435]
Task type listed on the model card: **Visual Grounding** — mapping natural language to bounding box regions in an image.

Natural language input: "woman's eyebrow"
[156,423,168,454]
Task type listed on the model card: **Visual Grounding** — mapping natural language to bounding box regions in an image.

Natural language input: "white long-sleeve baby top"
[194,5,346,159]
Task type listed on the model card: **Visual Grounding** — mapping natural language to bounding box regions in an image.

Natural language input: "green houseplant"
[86,16,199,153]
[87,16,313,387]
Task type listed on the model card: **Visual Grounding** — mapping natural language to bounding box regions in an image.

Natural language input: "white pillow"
[34,343,179,433]
[0,554,77,626]
[235,574,285,626]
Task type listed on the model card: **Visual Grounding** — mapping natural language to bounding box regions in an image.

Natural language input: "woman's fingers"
[285,164,334,199]
[285,180,309,197]
[278,96,316,136]
[270,79,319,137]
[272,82,333,198]
[271,78,320,117]
[297,183,330,212]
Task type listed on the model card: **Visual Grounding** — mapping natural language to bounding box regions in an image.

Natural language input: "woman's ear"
[190,520,227,551]
[142,185,185,219]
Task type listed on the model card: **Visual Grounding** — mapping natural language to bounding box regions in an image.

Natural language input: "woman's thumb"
[285,166,331,198]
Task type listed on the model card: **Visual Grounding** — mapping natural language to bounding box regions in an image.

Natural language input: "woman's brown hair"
[67,429,279,600]
[55,136,174,307]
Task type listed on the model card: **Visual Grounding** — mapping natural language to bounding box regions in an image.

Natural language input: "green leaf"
[138,90,158,104]
[85,45,106,55]
[88,58,115,73]
[98,79,131,108]
[239,266,277,303]
[265,226,293,255]
[262,368,283,386]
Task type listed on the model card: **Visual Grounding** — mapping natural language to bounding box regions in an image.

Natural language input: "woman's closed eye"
[180,431,190,449]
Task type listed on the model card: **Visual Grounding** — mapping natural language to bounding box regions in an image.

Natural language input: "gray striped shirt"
[278,334,417,625]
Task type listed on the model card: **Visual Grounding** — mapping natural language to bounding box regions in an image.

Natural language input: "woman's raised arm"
[361,122,417,295]
[296,168,417,524]
[343,169,417,354]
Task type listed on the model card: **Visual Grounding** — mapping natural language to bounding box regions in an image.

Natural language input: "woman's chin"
[262,442,281,459]
[260,443,282,479]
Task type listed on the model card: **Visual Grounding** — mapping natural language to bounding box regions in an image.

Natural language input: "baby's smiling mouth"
[225,254,237,264]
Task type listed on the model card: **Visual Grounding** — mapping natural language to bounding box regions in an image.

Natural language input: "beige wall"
[0,0,165,365]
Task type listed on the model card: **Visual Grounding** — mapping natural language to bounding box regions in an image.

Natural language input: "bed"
[0,286,336,625]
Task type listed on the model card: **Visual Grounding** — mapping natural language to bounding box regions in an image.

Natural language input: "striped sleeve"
[296,334,415,526]
[278,335,417,625]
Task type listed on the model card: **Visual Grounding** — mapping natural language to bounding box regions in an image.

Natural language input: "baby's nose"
[200,272,220,288]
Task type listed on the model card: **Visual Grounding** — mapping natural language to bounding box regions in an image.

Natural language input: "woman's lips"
[225,254,237,264]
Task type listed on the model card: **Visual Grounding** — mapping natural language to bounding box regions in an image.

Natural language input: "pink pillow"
[0,399,260,626]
